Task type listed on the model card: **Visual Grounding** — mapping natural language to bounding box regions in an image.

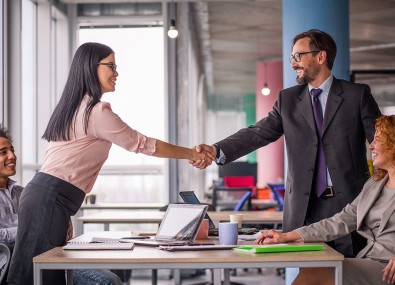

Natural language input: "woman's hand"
[382,257,395,284]
[255,229,303,244]
[66,221,73,242]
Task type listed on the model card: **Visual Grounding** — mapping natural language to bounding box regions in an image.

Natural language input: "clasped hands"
[189,144,217,169]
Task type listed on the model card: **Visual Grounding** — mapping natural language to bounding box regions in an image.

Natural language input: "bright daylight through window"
[79,27,167,205]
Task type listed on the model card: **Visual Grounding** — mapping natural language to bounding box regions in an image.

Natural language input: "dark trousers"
[305,193,366,258]
[7,172,85,285]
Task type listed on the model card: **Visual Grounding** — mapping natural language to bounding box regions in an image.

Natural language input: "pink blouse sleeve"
[89,101,156,155]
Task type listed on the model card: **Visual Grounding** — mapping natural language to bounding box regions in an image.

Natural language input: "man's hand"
[189,144,217,169]
[382,257,395,284]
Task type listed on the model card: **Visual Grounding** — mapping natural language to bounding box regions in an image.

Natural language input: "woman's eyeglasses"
[98,62,117,71]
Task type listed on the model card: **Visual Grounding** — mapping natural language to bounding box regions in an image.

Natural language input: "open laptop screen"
[155,203,208,241]
[179,191,216,229]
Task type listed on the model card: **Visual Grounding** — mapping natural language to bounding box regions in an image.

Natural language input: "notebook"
[233,244,324,253]
[133,203,208,247]
[179,191,258,236]
[63,239,135,250]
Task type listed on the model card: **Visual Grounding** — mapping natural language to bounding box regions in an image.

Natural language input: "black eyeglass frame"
[98,62,117,71]
[289,50,321,63]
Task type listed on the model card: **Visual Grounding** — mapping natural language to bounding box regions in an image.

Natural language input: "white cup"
[229,214,243,228]
[218,222,238,245]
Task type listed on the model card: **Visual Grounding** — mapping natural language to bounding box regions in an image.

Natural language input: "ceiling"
[60,0,395,108]
[192,0,395,108]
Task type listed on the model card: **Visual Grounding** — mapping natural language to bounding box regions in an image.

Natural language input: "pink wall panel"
[255,61,284,187]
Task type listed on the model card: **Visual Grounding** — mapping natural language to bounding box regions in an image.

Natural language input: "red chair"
[212,176,255,211]
[224,175,255,188]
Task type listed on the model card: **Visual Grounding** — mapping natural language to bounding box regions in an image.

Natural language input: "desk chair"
[267,183,285,211]
[0,243,11,285]
[233,191,252,212]
[212,176,254,211]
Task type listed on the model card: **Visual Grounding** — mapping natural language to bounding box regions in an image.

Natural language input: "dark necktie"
[311,88,327,197]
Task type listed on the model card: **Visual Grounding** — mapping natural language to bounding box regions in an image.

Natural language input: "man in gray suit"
[192,29,381,257]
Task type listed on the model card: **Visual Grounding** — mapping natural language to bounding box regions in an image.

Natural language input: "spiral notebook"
[63,238,135,250]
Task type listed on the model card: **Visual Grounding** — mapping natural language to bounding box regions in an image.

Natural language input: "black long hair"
[42,42,114,141]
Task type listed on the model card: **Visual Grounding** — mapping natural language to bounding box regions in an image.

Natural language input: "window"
[79,27,167,204]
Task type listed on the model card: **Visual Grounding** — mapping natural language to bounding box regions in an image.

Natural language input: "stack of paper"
[63,237,135,250]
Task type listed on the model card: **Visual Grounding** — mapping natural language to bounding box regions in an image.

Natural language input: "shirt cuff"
[214,144,226,165]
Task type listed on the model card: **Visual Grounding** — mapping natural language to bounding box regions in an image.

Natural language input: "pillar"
[282,0,350,283]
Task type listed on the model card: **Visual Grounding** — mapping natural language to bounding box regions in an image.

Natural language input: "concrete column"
[282,1,350,283]
[283,0,350,88]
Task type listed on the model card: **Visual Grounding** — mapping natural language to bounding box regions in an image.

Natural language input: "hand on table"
[255,229,303,245]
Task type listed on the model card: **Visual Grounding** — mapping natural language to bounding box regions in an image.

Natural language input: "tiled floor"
[128,268,285,285]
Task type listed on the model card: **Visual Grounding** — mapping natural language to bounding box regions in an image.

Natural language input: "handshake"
[189,144,217,169]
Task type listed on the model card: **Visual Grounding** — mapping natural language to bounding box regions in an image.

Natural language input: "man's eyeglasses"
[98,62,117,71]
[289,51,320,63]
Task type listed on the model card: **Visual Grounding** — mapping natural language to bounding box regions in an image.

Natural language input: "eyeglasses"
[98,62,117,71]
[289,51,320,63]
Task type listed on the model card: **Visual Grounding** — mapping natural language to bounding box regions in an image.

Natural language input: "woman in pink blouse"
[7,42,213,285]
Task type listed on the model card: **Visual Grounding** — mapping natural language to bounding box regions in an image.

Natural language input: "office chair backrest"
[0,243,11,284]
[224,176,255,187]
[234,191,252,211]
[268,183,285,211]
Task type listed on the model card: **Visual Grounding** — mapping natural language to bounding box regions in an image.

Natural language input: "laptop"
[133,203,208,247]
[179,191,258,236]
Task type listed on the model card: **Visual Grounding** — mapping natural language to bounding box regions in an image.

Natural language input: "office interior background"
[1,0,395,208]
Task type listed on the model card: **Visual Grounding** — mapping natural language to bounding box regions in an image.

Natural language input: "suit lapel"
[322,78,343,136]
[296,86,317,134]
[357,176,388,229]
[378,182,395,234]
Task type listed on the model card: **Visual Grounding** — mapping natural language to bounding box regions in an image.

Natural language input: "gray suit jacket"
[296,175,395,262]
[216,77,381,231]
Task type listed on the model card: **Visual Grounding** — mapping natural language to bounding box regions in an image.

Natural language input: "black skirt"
[7,172,85,285]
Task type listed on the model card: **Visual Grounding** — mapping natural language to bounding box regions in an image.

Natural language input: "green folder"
[233,244,324,253]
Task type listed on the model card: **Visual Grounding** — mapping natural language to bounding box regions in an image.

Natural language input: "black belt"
[322,186,334,197]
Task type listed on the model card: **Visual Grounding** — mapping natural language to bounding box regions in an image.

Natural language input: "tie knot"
[311,88,323,98]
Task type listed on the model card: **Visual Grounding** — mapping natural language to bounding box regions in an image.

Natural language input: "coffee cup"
[218,222,238,245]
[195,219,209,240]
[229,213,243,228]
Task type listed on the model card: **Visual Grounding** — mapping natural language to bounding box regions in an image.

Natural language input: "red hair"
[372,115,395,180]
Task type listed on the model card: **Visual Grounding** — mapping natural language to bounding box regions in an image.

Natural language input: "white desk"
[77,210,283,231]
[74,203,165,236]
[80,203,165,210]
[33,231,343,285]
